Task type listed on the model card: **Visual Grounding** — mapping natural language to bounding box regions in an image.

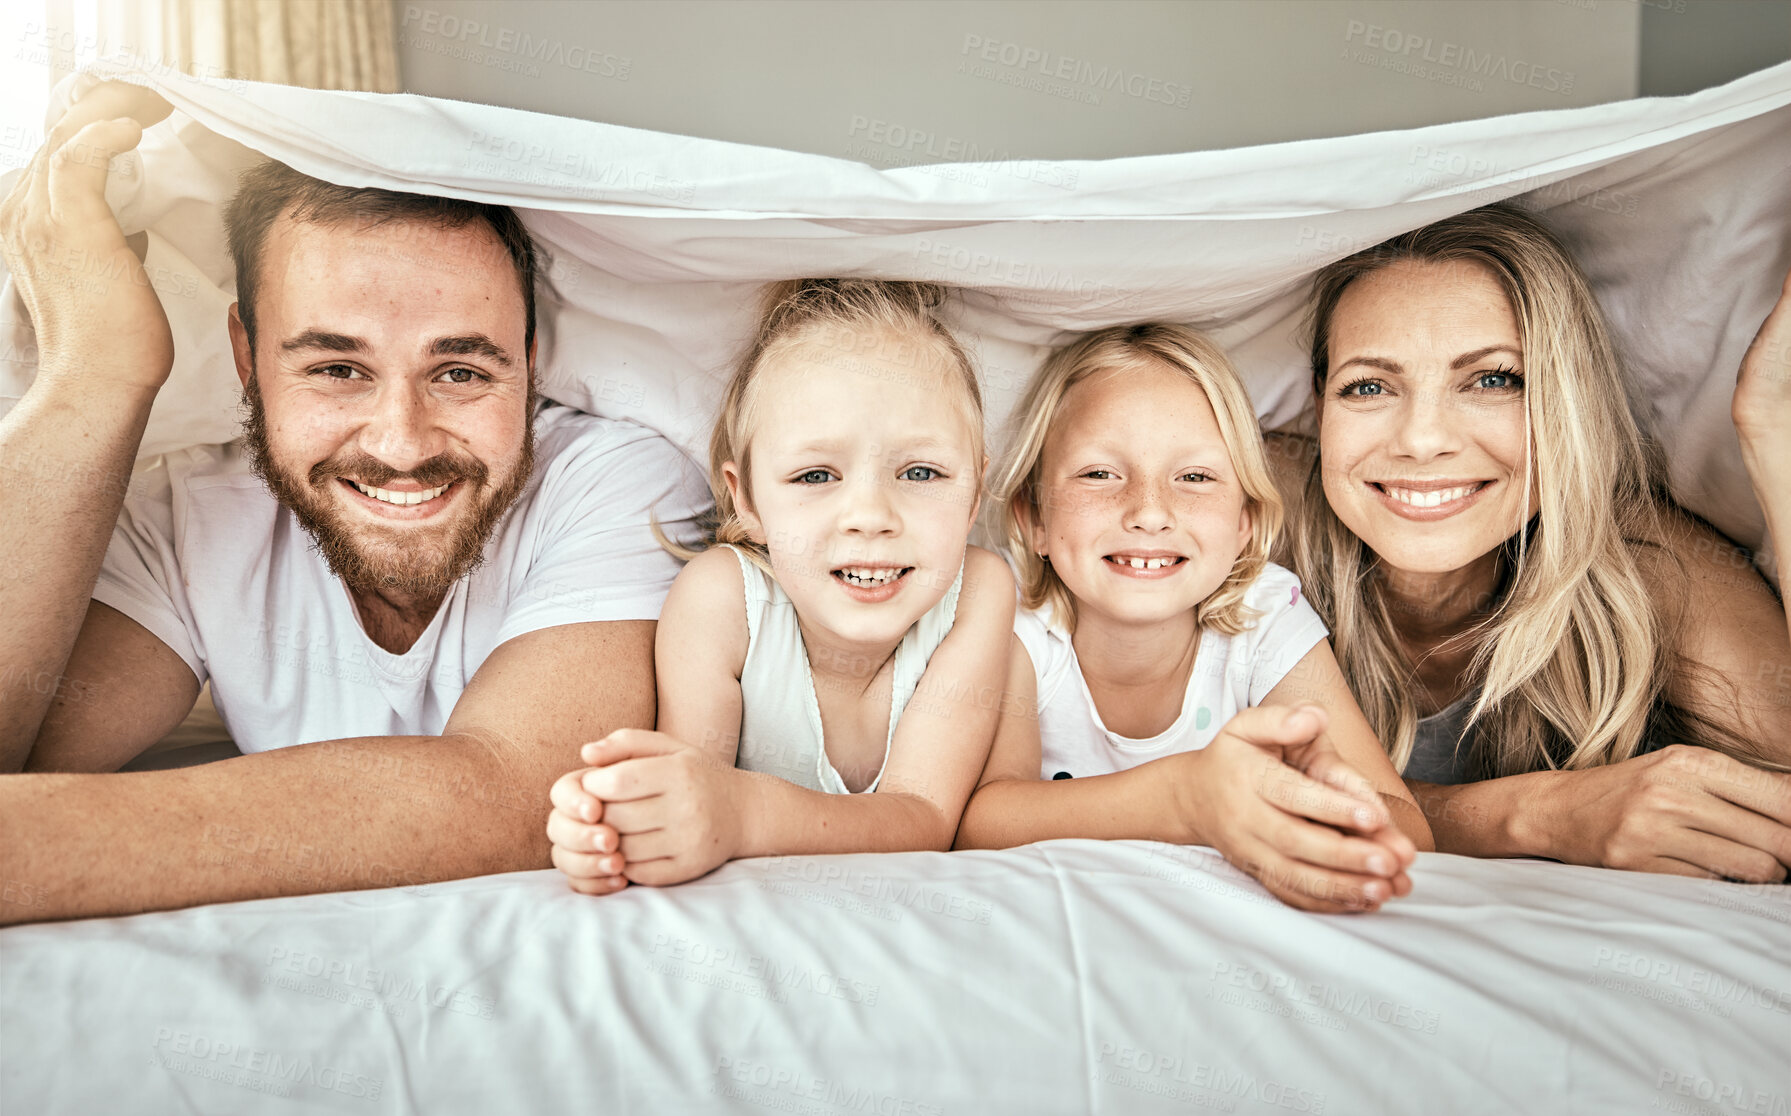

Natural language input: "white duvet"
[3,842,1788,1114]
[2,62,1790,1115]
[2,61,1790,569]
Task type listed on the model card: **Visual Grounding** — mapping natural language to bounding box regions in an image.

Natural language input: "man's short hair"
[223,161,540,358]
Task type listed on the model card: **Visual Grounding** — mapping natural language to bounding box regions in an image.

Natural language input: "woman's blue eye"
[901,465,939,482]
[1478,368,1524,391]
[1338,379,1383,397]
[796,469,832,484]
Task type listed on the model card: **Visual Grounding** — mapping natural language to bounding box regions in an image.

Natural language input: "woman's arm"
[1412,744,1791,880]
[1406,516,1791,878]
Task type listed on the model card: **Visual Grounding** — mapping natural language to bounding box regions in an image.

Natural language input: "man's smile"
[336,476,463,519]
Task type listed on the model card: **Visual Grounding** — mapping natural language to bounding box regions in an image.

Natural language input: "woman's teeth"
[1382,483,1483,508]
[1109,556,1181,570]
[352,480,450,506]
[837,566,905,585]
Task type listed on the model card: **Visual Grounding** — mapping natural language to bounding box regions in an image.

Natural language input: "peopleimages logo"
[1342,20,1575,94]
[400,5,631,78]
[959,34,1192,108]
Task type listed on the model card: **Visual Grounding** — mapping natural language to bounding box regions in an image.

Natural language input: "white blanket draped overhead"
[3,63,1790,570]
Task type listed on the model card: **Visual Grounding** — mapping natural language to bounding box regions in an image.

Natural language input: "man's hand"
[573,729,747,888]
[1,81,175,392]
[1163,704,1417,913]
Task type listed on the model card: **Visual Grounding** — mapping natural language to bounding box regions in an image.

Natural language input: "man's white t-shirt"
[1014,562,1330,780]
[93,403,709,753]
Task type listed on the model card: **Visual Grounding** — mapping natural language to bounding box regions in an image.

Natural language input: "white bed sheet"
[2,841,1786,1114]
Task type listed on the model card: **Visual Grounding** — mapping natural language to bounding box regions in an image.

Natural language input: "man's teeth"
[1113,557,1179,570]
[1384,483,1481,508]
[838,567,904,585]
[352,480,450,506]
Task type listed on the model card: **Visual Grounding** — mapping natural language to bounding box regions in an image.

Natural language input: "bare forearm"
[0,731,554,924]
[1384,793,1436,852]
[1408,773,1561,859]
[736,772,958,858]
[0,384,157,765]
[954,768,1175,850]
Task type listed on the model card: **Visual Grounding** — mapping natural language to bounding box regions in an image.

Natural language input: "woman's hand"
[1539,745,1791,880]
[576,729,746,887]
[1163,704,1418,913]
[547,764,627,896]
[1733,263,1791,444]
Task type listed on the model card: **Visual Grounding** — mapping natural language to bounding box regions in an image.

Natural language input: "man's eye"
[318,364,362,380]
[441,367,484,385]
[796,470,833,485]
[901,465,939,482]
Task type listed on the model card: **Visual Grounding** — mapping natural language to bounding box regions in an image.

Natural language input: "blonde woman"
[957,324,1430,914]
[1270,203,1791,882]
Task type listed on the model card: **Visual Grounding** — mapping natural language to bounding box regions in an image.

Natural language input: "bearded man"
[0,85,704,923]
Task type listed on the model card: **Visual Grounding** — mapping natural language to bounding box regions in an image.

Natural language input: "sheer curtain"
[89,0,399,91]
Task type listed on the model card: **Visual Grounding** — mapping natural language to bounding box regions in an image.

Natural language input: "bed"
[2,59,1790,1115]
[4,842,1788,1114]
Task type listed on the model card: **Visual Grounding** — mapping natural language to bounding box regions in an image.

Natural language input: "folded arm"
[1411,510,1791,878]
[1,616,655,924]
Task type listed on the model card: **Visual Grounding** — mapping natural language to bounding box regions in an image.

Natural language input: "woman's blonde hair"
[1287,201,1768,777]
[990,323,1283,636]
[665,278,983,570]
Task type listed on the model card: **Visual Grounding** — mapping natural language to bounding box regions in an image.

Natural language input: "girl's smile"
[1027,363,1251,635]
[725,336,984,652]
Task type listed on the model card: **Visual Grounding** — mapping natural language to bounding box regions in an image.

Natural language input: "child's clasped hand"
[549,729,747,892]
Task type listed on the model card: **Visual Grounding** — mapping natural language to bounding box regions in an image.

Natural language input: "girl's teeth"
[353,481,450,506]
[841,567,902,585]
[1387,484,1478,508]
[1119,557,1174,570]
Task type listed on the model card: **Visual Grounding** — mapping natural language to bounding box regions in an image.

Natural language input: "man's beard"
[241,373,536,601]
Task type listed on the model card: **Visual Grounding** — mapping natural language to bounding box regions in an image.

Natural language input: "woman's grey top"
[1405,694,1480,784]
[1405,690,1670,784]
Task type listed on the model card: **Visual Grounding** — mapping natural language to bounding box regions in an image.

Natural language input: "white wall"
[392,0,1642,161]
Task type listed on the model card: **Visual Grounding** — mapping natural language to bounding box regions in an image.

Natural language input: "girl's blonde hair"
[1287,201,1770,777]
[990,323,1283,636]
[667,278,983,570]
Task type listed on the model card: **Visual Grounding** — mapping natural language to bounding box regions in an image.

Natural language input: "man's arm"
[0,618,656,924]
[0,83,174,767]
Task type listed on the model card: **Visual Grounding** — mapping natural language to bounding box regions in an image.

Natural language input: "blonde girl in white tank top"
[548,280,1015,892]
